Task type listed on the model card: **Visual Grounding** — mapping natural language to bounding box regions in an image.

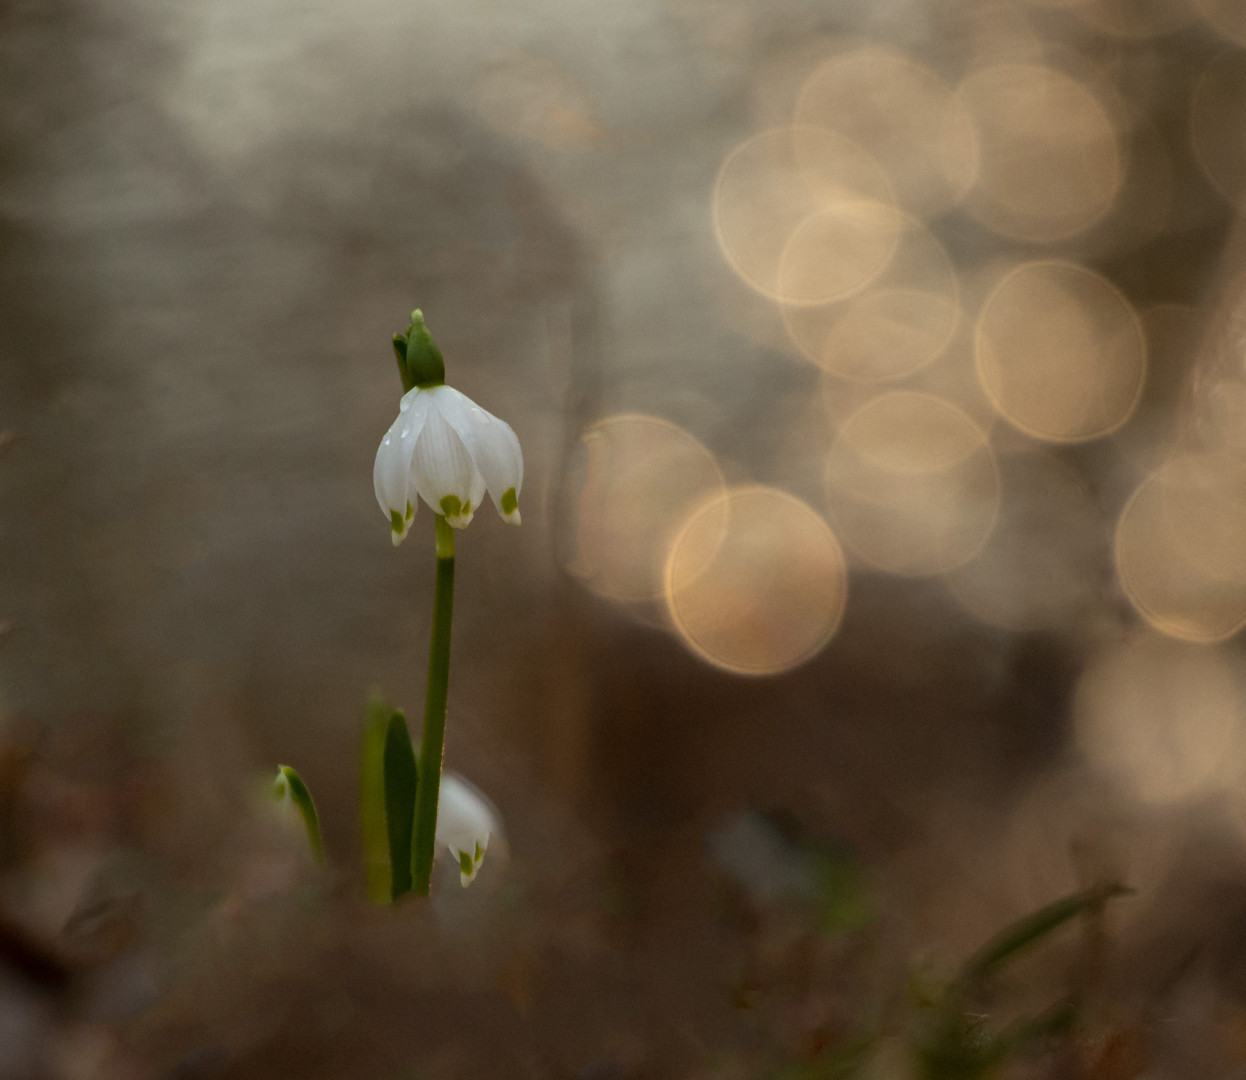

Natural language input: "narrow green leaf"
[274,765,324,863]
[960,882,1131,985]
[361,695,392,904]
[384,710,418,901]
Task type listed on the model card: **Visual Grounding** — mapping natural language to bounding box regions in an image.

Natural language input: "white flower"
[436,773,500,887]
[374,384,523,543]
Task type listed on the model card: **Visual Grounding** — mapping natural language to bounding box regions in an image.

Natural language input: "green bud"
[274,765,325,863]
[402,309,445,389]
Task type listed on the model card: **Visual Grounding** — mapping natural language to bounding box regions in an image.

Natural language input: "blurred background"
[5,0,1246,1076]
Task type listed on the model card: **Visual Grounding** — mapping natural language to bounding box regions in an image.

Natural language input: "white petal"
[373,393,430,545]
[410,400,485,528]
[436,774,499,887]
[435,386,524,524]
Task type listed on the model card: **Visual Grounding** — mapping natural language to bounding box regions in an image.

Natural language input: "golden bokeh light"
[664,486,848,675]
[1115,454,1246,643]
[946,452,1104,631]
[1191,53,1246,208]
[1191,0,1246,45]
[782,214,958,381]
[567,414,726,604]
[975,261,1146,443]
[712,126,897,303]
[793,46,978,218]
[1075,632,1246,806]
[1155,455,1246,584]
[824,392,1000,576]
[775,200,904,306]
[957,63,1123,242]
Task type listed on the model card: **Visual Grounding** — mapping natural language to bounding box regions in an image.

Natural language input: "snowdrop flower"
[374,311,522,543]
[437,773,500,887]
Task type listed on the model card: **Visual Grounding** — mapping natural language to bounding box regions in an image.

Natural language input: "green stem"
[411,515,455,895]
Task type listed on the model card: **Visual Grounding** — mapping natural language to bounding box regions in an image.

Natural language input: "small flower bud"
[400,309,445,389]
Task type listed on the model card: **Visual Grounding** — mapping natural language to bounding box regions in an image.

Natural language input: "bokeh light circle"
[664,486,848,675]
[567,414,725,604]
[1115,454,1246,643]
[1075,632,1246,805]
[782,214,958,381]
[793,46,978,217]
[975,261,1146,443]
[712,126,895,302]
[824,392,1001,576]
[957,63,1123,242]
[775,200,903,306]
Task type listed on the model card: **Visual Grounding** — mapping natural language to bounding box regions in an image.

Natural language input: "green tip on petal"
[459,849,475,878]
[390,509,405,533]
[500,487,519,517]
[440,494,462,518]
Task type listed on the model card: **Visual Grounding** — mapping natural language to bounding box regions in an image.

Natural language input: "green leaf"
[916,884,1130,1079]
[274,765,324,863]
[959,882,1130,985]
[361,695,392,904]
[384,710,418,901]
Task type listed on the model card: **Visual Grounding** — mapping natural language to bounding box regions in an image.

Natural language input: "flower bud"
[398,309,445,389]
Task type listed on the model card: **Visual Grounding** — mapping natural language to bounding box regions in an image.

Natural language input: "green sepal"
[361,695,392,903]
[383,710,419,901]
[392,333,414,392]
[402,309,445,388]
[274,765,324,863]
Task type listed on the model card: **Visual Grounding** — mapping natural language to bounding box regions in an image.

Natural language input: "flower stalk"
[369,308,518,893]
[411,514,456,895]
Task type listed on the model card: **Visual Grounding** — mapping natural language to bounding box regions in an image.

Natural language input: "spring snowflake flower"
[437,773,499,887]
[374,312,522,542]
